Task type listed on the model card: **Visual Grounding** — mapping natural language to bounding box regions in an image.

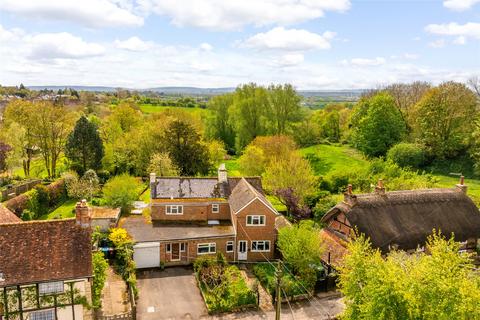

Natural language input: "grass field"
[138,104,210,116]
[13,156,69,179]
[39,199,76,220]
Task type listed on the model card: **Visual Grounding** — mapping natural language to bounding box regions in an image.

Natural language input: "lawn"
[12,155,69,179]
[39,198,76,220]
[299,144,369,176]
[224,157,241,177]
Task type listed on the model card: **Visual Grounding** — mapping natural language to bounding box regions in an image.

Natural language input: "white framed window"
[212,204,220,213]
[197,243,216,255]
[39,281,64,295]
[226,241,234,253]
[180,243,186,252]
[246,215,265,226]
[251,241,271,252]
[30,309,55,320]
[166,205,183,215]
[166,243,171,253]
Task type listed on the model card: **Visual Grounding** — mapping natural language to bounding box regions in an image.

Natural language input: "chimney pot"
[344,184,357,206]
[76,200,91,227]
[218,163,227,183]
[456,176,468,194]
[375,179,386,195]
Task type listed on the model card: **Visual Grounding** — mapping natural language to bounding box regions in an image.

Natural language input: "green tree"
[262,152,316,202]
[277,220,323,274]
[162,120,211,176]
[206,94,236,151]
[266,84,302,134]
[238,145,267,176]
[351,92,406,157]
[66,115,104,173]
[339,232,480,320]
[413,81,478,159]
[206,140,227,166]
[103,174,141,213]
[230,83,268,150]
[147,153,179,176]
[387,143,425,169]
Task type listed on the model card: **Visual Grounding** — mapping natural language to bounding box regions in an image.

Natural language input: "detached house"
[122,165,281,268]
[0,201,93,320]
[320,178,480,268]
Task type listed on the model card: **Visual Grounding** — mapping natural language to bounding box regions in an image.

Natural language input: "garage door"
[133,242,160,269]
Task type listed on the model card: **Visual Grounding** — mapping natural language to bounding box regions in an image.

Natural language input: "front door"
[238,240,248,260]
[171,243,180,261]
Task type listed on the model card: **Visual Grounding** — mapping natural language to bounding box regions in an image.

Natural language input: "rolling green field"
[138,104,210,115]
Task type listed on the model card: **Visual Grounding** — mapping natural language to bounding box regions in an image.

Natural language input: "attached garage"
[133,242,160,269]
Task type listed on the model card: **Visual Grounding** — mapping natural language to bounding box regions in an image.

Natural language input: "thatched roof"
[322,188,480,252]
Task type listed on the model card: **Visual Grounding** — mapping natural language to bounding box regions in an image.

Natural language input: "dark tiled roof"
[228,178,277,214]
[322,188,480,252]
[0,205,21,224]
[120,216,235,242]
[152,177,264,199]
[0,219,92,287]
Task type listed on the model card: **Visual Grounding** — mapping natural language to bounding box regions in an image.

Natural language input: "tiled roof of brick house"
[0,205,21,224]
[151,176,264,199]
[228,178,277,214]
[0,219,92,287]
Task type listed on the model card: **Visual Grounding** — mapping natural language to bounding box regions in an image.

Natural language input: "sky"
[0,0,479,89]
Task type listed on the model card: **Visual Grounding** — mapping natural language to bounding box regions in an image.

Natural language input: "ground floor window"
[39,281,64,295]
[166,243,171,253]
[197,243,216,254]
[180,243,186,252]
[226,241,234,252]
[30,309,55,320]
[251,240,271,252]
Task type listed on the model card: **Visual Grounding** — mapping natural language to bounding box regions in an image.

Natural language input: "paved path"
[205,292,344,319]
[102,266,129,315]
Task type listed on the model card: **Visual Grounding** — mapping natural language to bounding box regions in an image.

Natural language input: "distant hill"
[26,85,365,98]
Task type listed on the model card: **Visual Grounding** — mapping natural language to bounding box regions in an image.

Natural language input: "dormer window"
[212,204,219,213]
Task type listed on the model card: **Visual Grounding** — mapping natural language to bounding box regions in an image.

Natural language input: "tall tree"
[267,84,302,134]
[66,115,104,173]
[230,83,268,150]
[206,93,236,151]
[162,120,211,176]
[32,102,76,178]
[413,81,478,158]
[351,92,406,157]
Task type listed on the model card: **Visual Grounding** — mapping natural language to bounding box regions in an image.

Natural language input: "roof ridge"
[0,218,75,227]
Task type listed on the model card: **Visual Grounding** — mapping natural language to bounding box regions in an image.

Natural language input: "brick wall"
[235,198,277,261]
[327,212,351,236]
[151,201,231,222]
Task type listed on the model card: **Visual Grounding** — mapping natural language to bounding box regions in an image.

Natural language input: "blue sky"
[0,0,479,89]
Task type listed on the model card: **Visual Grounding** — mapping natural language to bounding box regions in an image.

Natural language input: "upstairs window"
[246,215,265,226]
[166,205,183,215]
[212,204,220,213]
[39,281,64,295]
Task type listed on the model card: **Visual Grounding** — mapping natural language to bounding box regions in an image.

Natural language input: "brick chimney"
[150,172,157,199]
[218,163,227,183]
[75,199,91,227]
[456,175,468,194]
[344,184,357,206]
[375,179,386,195]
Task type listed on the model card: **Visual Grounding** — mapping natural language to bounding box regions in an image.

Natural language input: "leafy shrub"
[313,196,337,221]
[92,251,108,309]
[108,228,138,298]
[103,174,142,213]
[387,143,425,169]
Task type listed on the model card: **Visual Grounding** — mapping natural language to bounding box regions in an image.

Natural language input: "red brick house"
[0,201,93,320]
[320,178,480,269]
[122,164,281,268]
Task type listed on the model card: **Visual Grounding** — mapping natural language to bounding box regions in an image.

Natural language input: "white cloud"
[242,27,335,51]
[428,39,446,48]
[0,0,143,28]
[425,22,480,39]
[454,36,467,45]
[115,36,153,51]
[404,53,419,60]
[443,0,480,11]
[200,43,213,51]
[138,0,350,31]
[274,53,305,67]
[341,57,386,67]
[28,32,105,59]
